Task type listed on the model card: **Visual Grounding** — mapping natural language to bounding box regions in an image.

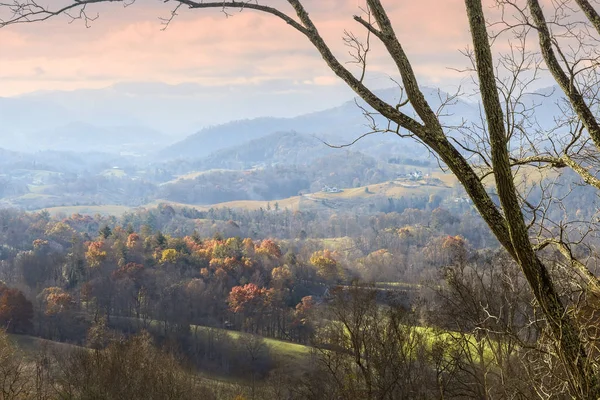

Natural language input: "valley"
[0,75,597,400]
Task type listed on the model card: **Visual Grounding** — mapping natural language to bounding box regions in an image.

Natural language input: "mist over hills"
[0,80,355,152]
[1,81,564,158]
[0,81,577,213]
[159,86,481,160]
[0,92,172,155]
[10,122,171,155]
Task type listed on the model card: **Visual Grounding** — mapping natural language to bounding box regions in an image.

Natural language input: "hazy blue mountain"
[0,96,73,139]
[14,80,355,136]
[0,93,173,154]
[191,131,337,170]
[0,80,355,154]
[2,81,566,159]
[159,86,481,160]
[1,122,171,155]
[0,148,23,166]
[160,118,297,160]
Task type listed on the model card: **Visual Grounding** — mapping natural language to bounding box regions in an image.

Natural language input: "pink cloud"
[0,0,474,96]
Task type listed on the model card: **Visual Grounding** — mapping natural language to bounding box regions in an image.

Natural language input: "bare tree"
[430,250,544,398]
[3,0,600,396]
[313,285,434,399]
[0,329,31,400]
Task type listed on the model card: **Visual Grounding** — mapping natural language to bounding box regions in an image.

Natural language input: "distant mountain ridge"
[190,131,336,170]
[159,86,481,160]
[0,120,171,155]
[32,122,169,154]
[1,82,564,160]
[9,80,355,136]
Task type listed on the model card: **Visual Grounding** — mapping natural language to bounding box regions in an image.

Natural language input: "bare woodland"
[3,0,600,398]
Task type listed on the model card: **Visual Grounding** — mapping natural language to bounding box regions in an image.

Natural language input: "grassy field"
[27,184,56,194]
[163,169,240,185]
[17,193,59,200]
[22,166,560,219]
[110,315,311,363]
[148,197,304,212]
[155,174,457,213]
[8,319,496,387]
[190,324,311,361]
[8,333,82,360]
[201,196,304,211]
[311,180,450,201]
[12,169,62,180]
[25,170,463,217]
[414,326,498,364]
[26,170,459,217]
[100,168,127,178]
[374,281,422,290]
[6,332,264,397]
[480,164,559,188]
[42,205,133,216]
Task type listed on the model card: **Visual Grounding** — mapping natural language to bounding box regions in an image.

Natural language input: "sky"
[0,0,471,105]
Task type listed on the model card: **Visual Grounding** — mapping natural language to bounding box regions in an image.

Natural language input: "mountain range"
[158,86,484,161]
[0,81,565,162]
[0,80,356,154]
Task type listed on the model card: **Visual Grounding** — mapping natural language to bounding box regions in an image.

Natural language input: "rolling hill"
[191,131,337,169]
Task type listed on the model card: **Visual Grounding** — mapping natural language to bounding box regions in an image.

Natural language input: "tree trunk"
[465,1,599,397]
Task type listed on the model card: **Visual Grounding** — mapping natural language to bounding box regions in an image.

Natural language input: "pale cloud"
[0,0,473,96]
[311,76,342,86]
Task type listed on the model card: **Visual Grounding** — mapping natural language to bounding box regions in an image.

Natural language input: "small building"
[322,185,343,193]
[453,197,472,204]
[399,170,424,181]
[408,170,423,181]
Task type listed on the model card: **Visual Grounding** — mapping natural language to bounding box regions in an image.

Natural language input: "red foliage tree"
[228,283,269,314]
[228,283,273,333]
[0,287,33,333]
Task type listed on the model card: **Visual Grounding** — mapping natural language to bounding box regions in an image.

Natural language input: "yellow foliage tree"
[160,248,178,264]
[85,241,107,268]
[310,250,341,282]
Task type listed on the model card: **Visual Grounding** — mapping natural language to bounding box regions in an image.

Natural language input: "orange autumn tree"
[358,249,395,282]
[113,262,144,281]
[44,221,75,244]
[228,283,273,333]
[126,233,140,249]
[39,287,74,316]
[255,239,282,259]
[271,265,293,289]
[441,235,468,266]
[242,238,255,257]
[292,295,316,343]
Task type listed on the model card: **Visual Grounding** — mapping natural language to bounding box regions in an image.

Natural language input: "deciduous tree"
[0,286,33,333]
